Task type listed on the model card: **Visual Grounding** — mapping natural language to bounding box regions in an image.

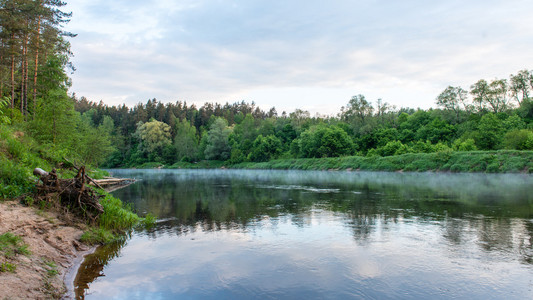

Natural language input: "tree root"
[33,167,104,224]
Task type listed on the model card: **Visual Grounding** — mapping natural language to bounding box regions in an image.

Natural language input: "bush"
[377,140,409,156]
[453,138,478,151]
[298,125,354,158]
[503,129,533,150]
[248,135,283,162]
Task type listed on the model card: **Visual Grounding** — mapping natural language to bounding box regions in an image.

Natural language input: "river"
[74,169,533,299]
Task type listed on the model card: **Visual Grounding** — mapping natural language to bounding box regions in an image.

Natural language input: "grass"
[0,233,31,258]
[81,192,157,245]
[167,160,226,169]
[0,261,16,273]
[43,260,58,277]
[230,150,533,173]
[143,213,157,229]
[80,227,118,245]
[0,124,59,199]
[0,232,31,273]
[79,192,141,245]
[98,193,140,231]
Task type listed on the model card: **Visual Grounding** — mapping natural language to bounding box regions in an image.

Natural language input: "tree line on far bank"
[65,69,533,168]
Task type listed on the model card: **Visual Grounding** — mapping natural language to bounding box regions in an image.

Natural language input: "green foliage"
[298,125,354,158]
[80,228,117,245]
[168,160,226,169]
[410,140,435,153]
[81,191,143,245]
[341,94,374,127]
[173,119,199,162]
[98,193,140,232]
[476,113,504,149]
[436,86,468,121]
[0,97,11,125]
[135,119,172,154]
[453,138,478,151]
[415,117,456,143]
[59,69,533,169]
[376,140,410,156]
[205,118,232,160]
[77,112,116,166]
[248,135,283,162]
[142,213,157,229]
[0,124,53,198]
[29,88,79,148]
[373,128,400,148]
[503,129,533,150]
[234,151,533,173]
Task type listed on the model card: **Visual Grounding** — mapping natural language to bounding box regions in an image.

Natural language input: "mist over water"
[75,169,533,299]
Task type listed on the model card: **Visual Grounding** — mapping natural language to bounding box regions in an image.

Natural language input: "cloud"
[65,0,533,113]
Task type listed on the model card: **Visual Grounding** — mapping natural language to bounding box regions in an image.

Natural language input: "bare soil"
[0,200,92,300]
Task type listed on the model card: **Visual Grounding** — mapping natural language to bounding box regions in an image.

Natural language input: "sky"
[64,0,533,115]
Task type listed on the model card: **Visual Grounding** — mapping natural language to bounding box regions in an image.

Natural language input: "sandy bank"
[0,200,93,300]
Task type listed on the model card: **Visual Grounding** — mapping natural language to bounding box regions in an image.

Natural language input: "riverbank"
[162,150,533,173]
[0,200,93,299]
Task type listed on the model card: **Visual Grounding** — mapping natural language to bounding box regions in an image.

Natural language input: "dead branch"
[33,167,104,223]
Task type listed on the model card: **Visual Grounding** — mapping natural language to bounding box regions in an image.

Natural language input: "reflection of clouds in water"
[84,213,533,299]
[85,169,533,299]
[256,184,340,193]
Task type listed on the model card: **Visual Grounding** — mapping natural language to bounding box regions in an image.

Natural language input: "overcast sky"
[64,0,533,115]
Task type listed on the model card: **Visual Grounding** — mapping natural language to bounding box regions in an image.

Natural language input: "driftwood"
[34,167,104,223]
[93,178,135,187]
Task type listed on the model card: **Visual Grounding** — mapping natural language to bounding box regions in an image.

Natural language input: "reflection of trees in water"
[72,170,533,299]
[74,238,128,299]
[476,218,514,252]
[109,170,533,263]
[521,221,533,264]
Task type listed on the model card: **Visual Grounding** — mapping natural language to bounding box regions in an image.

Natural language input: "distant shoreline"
[124,150,533,174]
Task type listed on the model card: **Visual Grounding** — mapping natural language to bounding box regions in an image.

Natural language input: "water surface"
[75,170,533,299]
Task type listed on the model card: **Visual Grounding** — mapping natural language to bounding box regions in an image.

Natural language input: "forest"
[1,0,533,174]
[70,71,533,169]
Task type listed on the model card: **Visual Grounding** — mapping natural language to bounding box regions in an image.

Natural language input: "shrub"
[453,138,478,151]
[503,129,533,150]
[376,140,410,156]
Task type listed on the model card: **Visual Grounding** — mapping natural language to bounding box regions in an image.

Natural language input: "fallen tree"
[33,167,104,223]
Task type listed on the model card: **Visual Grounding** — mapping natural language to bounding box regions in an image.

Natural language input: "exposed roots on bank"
[33,166,104,224]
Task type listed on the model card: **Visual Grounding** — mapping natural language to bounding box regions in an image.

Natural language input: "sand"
[0,200,93,300]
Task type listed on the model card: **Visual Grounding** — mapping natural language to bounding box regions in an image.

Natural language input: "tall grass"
[0,124,52,198]
[98,193,140,231]
[81,192,157,245]
[230,151,533,173]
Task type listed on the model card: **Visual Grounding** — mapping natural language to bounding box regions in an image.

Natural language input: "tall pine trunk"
[0,52,4,98]
[10,33,15,109]
[20,34,28,115]
[23,33,29,118]
[33,8,42,119]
